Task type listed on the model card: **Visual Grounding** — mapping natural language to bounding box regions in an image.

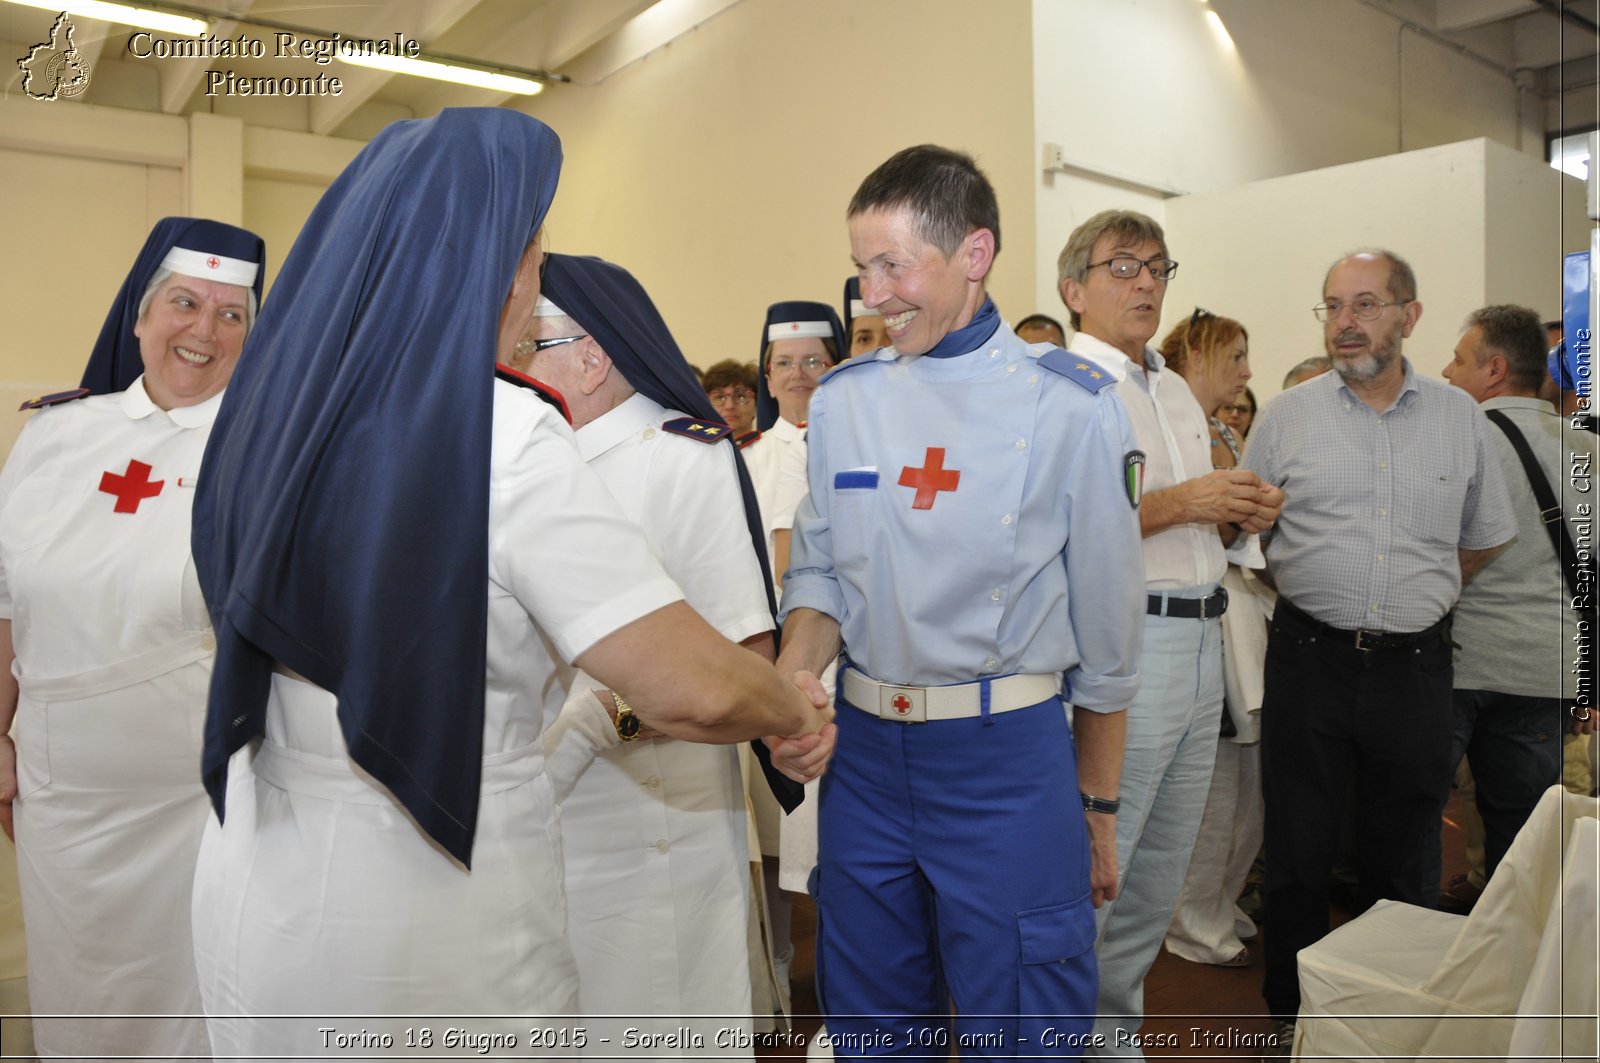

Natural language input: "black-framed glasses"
[530,334,587,351]
[1312,297,1411,323]
[708,388,755,407]
[1087,256,1179,281]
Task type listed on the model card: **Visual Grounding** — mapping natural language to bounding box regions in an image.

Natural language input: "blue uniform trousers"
[814,694,1097,1061]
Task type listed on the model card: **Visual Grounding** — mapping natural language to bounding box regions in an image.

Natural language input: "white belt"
[841,668,1060,724]
[253,739,545,805]
[13,631,213,701]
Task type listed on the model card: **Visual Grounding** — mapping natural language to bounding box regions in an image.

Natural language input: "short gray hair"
[1282,356,1333,390]
[137,268,258,329]
[1055,210,1167,330]
[1464,304,1546,392]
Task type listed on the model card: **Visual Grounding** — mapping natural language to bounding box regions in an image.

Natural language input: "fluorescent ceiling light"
[342,52,543,95]
[5,0,206,35]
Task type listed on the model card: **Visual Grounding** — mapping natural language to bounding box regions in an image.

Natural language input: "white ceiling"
[2,0,1594,139]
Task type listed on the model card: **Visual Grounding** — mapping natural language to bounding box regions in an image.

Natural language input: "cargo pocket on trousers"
[1017,895,1097,1017]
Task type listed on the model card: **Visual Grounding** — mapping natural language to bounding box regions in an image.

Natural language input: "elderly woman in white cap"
[0,217,264,1059]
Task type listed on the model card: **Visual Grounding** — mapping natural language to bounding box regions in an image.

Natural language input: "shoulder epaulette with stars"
[495,364,571,423]
[1037,349,1113,394]
[663,417,732,444]
[19,387,90,412]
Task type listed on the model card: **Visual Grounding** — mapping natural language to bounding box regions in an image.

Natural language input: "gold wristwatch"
[610,691,642,742]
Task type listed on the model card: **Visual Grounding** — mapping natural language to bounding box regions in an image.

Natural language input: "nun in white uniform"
[530,253,818,1057]
[186,110,831,1059]
[0,216,265,1060]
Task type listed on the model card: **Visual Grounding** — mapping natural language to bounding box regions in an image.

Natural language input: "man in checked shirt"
[1243,249,1515,1046]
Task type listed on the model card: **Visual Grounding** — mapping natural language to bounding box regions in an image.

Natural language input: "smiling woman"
[0,217,264,1061]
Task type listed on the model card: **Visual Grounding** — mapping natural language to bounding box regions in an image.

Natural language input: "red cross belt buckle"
[880,685,926,723]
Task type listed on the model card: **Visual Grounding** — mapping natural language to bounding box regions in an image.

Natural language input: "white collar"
[575,392,667,462]
[119,376,225,428]
[1067,332,1164,388]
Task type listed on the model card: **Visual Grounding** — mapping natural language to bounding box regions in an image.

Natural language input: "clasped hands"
[763,669,836,785]
[1188,468,1283,534]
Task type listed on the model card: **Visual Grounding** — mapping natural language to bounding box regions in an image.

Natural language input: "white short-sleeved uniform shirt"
[555,393,773,1042]
[193,380,687,1050]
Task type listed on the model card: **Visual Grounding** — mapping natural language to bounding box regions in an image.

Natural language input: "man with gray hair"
[1057,208,1281,1058]
[1243,251,1516,1047]
[1432,304,1598,890]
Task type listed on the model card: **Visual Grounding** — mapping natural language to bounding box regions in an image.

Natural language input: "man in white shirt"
[1057,210,1281,1058]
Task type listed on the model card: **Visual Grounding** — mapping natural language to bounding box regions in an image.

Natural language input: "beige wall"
[519,0,1037,366]
[1162,138,1588,406]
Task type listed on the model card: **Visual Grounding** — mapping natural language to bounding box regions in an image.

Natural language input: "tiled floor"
[758,791,1471,1060]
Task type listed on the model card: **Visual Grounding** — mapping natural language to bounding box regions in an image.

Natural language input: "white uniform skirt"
[193,673,578,1060]
[12,645,213,1061]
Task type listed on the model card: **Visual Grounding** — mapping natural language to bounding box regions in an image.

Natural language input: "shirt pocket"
[1395,456,1470,546]
[828,468,879,577]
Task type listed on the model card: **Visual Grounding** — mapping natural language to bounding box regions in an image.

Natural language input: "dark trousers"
[1422,689,1565,894]
[1259,601,1455,1019]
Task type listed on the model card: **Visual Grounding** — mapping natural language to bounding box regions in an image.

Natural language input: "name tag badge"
[834,467,879,490]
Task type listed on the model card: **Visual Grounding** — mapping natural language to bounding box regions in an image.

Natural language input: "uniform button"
[983,656,999,672]
[991,589,1003,602]
[1377,554,1385,561]
[1028,373,1039,386]
[643,775,661,791]
[653,838,670,853]
[1379,508,1387,516]
[643,427,657,439]
[1380,462,1388,470]
[1015,439,1027,450]
[1001,514,1013,526]
[1007,364,1018,374]
[201,632,217,652]
[989,348,1001,357]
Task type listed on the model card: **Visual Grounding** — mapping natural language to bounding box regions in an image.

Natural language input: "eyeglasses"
[530,334,587,351]
[1087,256,1179,281]
[770,356,831,374]
[1311,297,1412,323]
[1221,403,1254,417]
[708,389,755,407]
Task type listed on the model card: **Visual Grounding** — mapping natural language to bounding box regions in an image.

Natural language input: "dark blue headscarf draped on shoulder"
[193,109,563,866]
[81,217,266,396]
[539,255,803,812]
[540,253,776,613]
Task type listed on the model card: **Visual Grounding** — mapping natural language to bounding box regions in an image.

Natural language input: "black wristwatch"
[610,691,642,742]
[1081,792,1120,815]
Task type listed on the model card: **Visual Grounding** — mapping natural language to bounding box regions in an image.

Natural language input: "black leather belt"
[1147,588,1228,620]
[1277,597,1450,651]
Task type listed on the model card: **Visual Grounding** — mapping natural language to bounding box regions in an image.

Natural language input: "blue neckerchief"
[923,297,1000,359]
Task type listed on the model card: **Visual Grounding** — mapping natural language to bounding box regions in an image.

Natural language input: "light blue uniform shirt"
[780,322,1145,712]
[1243,359,1516,632]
